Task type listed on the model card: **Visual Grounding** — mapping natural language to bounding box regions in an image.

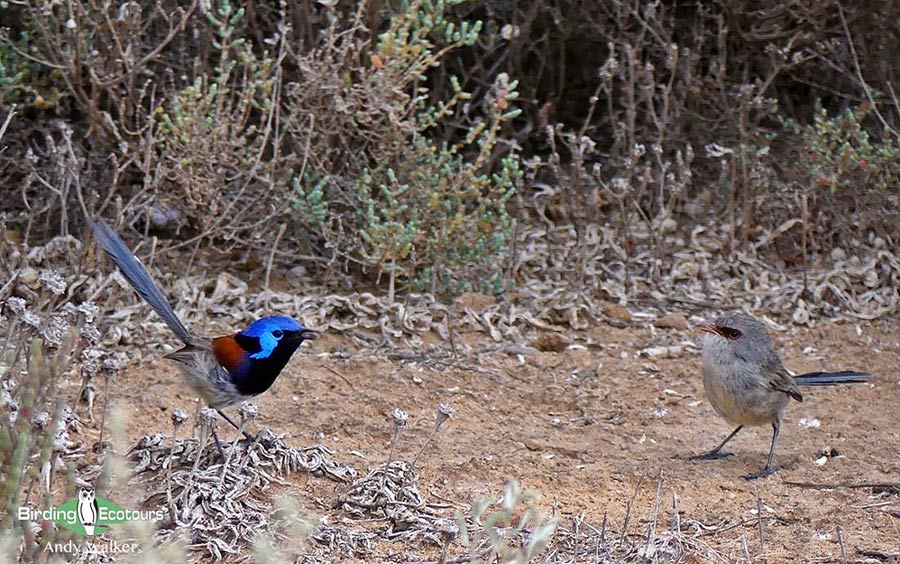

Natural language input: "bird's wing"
[91,220,192,344]
[165,341,213,362]
[764,355,803,402]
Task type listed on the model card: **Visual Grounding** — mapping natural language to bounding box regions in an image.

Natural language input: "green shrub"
[778,104,899,245]
[2,0,524,296]
[289,1,523,297]
[153,1,283,234]
[796,104,899,194]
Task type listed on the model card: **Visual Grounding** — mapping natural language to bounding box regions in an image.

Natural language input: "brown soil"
[101,314,899,561]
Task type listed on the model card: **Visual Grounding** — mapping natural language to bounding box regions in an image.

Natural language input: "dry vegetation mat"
[1,228,898,561]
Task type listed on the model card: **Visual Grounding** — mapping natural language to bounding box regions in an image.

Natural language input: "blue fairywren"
[91,220,316,433]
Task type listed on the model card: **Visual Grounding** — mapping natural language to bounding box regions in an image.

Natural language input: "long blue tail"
[91,220,192,344]
[794,371,874,386]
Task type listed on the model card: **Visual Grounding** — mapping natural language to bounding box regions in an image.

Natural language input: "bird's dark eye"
[272,330,284,339]
[721,327,742,340]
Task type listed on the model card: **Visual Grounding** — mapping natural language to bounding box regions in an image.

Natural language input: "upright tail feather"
[795,370,874,386]
[91,220,192,344]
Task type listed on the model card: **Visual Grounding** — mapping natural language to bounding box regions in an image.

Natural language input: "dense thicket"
[1,0,897,293]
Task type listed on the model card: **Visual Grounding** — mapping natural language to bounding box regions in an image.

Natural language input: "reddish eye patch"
[719,326,743,340]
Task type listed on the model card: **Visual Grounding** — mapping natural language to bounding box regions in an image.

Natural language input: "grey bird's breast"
[702,336,789,427]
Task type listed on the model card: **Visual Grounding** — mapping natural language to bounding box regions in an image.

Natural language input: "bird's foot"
[689,450,733,461]
[239,432,276,450]
[743,465,779,480]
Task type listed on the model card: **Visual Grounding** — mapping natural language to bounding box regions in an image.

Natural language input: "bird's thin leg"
[215,408,253,440]
[209,426,226,459]
[690,426,743,460]
[744,421,781,480]
[214,407,274,449]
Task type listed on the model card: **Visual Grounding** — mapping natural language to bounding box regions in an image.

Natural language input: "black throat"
[231,333,303,396]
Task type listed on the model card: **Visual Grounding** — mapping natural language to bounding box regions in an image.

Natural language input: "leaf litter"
[129,427,356,559]
[2,225,897,561]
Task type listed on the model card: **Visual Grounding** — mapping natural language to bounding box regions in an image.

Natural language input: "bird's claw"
[743,465,779,480]
[239,432,275,450]
[210,430,226,459]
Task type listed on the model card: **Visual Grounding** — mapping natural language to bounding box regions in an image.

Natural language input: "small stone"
[20,268,40,289]
[640,345,684,358]
[798,417,820,429]
[830,248,846,262]
[455,292,496,315]
[654,312,688,330]
[660,217,678,234]
[530,332,569,352]
[601,301,632,322]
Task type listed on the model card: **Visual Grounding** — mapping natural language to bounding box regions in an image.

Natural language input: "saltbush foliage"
[774,103,900,245]
[798,104,899,194]
[0,0,523,295]
[153,1,283,233]
[289,1,522,296]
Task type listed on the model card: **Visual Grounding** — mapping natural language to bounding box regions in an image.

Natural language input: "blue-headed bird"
[91,220,316,436]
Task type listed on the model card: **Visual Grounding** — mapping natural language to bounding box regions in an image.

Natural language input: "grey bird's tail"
[91,220,192,344]
[795,371,874,386]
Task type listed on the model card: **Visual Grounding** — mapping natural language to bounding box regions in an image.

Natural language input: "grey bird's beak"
[299,328,318,340]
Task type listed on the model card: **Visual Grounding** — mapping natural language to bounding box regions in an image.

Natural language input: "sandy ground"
[90,313,898,561]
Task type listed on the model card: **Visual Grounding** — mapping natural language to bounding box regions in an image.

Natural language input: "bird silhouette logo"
[77,488,99,536]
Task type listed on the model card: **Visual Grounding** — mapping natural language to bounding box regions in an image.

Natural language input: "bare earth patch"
[85,313,899,561]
